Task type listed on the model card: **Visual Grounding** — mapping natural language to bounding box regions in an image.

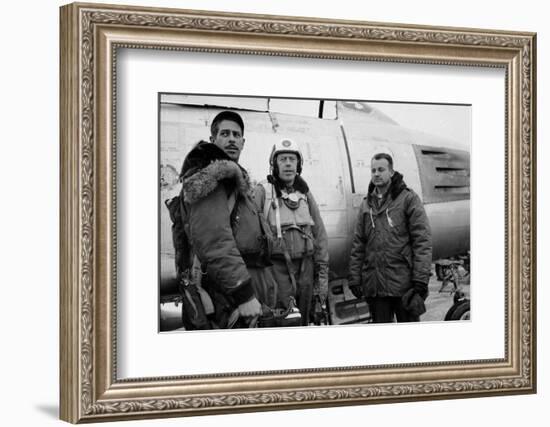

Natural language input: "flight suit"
[254,178,329,325]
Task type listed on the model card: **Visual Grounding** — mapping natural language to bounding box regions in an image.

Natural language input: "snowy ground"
[422,269,470,322]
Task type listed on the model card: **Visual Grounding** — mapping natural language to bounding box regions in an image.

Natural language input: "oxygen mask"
[281,191,301,210]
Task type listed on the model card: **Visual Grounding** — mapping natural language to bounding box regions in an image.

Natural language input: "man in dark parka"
[174,111,276,327]
[348,153,432,323]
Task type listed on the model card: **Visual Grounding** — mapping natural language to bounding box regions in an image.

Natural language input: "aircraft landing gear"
[444,290,470,321]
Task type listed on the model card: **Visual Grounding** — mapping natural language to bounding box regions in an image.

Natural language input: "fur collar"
[180,141,250,204]
[267,174,310,197]
[367,171,407,201]
[179,140,229,180]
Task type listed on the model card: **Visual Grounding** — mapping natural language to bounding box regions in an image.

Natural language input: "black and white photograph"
[159,94,471,331]
[52,1,538,424]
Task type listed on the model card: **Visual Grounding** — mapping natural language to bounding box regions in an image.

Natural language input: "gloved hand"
[237,297,262,318]
[313,262,329,302]
[310,294,328,325]
[413,281,429,300]
[313,278,328,303]
[402,288,426,317]
[349,283,364,299]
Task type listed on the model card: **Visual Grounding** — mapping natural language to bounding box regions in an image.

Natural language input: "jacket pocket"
[281,227,314,259]
[385,251,413,295]
[400,245,413,269]
[362,211,375,242]
[232,201,263,256]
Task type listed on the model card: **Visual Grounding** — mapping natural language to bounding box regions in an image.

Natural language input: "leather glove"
[402,288,427,317]
[313,262,329,302]
[310,294,328,325]
[349,283,364,299]
[413,281,429,300]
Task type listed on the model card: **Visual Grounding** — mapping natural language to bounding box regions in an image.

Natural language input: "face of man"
[210,120,245,161]
[371,158,393,190]
[276,152,299,185]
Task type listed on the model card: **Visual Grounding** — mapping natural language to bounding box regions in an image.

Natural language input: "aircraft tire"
[444,300,470,321]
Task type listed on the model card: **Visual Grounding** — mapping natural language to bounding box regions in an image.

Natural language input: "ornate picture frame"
[60,2,536,423]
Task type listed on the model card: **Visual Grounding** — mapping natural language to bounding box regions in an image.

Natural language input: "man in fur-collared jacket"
[348,153,432,323]
[173,111,276,328]
[253,138,329,326]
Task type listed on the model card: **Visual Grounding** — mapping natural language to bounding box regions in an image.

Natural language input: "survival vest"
[262,184,315,259]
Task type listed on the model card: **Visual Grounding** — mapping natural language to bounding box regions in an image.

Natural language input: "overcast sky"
[371,102,471,149]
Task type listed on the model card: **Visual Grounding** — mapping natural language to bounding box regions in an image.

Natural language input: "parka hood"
[367,171,407,200]
[179,140,229,180]
[180,141,250,204]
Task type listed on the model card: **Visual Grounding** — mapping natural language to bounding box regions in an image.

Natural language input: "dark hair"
[372,152,394,170]
[210,111,245,137]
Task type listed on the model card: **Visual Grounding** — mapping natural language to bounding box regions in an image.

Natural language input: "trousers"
[366,296,420,323]
[270,256,314,326]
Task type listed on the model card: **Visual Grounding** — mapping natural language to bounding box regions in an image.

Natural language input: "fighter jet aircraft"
[159,96,470,327]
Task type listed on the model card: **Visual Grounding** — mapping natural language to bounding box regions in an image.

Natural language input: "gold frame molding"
[60,2,536,423]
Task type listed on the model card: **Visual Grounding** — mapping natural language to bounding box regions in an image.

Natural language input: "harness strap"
[262,185,271,220]
[262,183,314,301]
[279,237,298,297]
[275,199,283,239]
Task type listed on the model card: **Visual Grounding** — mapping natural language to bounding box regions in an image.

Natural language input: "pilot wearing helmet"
[253,138,329,326]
